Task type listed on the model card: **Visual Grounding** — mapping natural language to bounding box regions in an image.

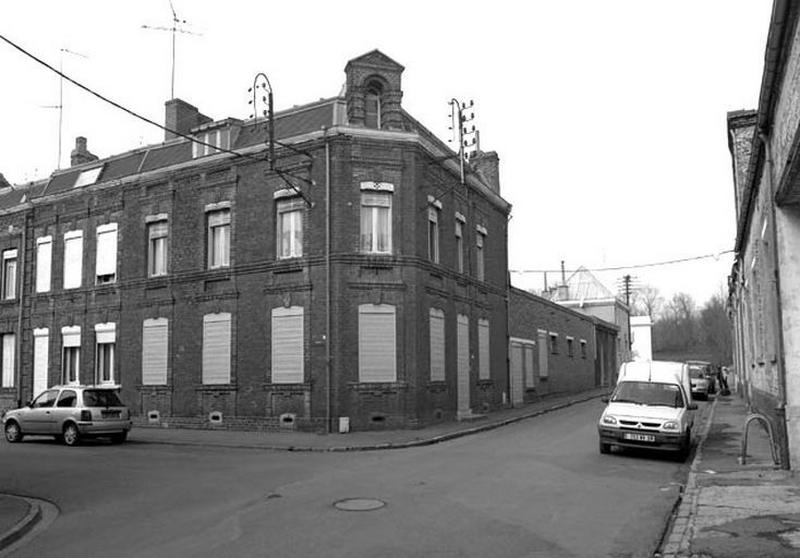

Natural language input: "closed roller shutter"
[63,231,83,289]
[33,328,49,396]
[142,318,168,385]
[429,308,445,381]
[524,345,536,388]
[36,237,52,293]
[478,318,490,380]
[203,313,231,384]
[358,304,396,382]
[95,223,118,279]
[1,333,13,387]
[272,306,304,384]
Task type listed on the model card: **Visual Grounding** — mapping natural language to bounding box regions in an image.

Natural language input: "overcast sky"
[0,1,773,310]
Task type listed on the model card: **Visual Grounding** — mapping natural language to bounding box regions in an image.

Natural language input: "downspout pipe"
[14,207,29,407]
[324,127,332,433]
[759,130,790,469]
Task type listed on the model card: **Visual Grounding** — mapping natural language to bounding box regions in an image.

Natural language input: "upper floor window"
[35,236,52,293]
[360,182,393,254]
[276,197,304,259]
[147,218,168,277]
[2,249,17,300]
[428,207,439,263]
[63,230,83,290]
[95,223,118,285]
[207,208,231,269]
[550,333,559,355]
[455,214,465,273]
[567,336,574,358]
[193,128,231,158]
[476,227,486,281]
[364,82,383,129]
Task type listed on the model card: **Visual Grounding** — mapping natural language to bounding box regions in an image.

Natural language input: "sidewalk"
[130,387,610,451]
[658,393,800,558]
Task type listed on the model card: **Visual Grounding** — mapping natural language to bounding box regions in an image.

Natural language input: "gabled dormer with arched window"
[344,50,404,130]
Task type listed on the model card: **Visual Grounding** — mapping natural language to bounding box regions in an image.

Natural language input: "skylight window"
[74,166,103,188]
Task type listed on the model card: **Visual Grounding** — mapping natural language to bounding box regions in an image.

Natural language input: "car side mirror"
[687,403,698,411]
[601,397,609,403]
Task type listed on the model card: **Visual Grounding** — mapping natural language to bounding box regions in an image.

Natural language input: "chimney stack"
[471,151,500,193]
[70,136,99,167]
[164,99,211,141]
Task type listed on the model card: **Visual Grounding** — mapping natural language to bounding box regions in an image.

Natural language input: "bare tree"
[632,284,663,318]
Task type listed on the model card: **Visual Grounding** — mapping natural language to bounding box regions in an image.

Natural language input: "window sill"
[195,384,237,392]
[477,379,494,387]
[348,381,408,392]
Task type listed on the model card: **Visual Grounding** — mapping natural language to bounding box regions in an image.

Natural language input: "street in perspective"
[3,1,800,557]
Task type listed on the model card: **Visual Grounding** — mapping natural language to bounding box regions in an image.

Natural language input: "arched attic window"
[364,80,383,129]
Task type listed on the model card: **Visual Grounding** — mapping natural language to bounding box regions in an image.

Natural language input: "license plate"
[623,432,655,442]
[101,410,121,419]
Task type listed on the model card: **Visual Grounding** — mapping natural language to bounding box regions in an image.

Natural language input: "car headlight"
[662,420,679,431]
[601,415,617,425]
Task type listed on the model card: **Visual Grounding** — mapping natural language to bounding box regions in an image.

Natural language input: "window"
[95,323,116,385]
[361,191,392,254]
[57,389,77,408]
[142,318,169,385]
[550,333,559,355]
[63,230,83,289]
[95,223,118,284]
[0,333,13,387]
[476,229,486,281]
[524,344,535,388]
[271,306,304,383]
[455,218,465,273]
[202,313,231,384]
[2,249,17,299]
[429,308,445,382]
[567,337,574,358]
[31,389,58,408]
[276,198,304,259]
[147,219,168,277]
[36,236,52,293]
[192,128,231,158]
[33,328,49,397]
[207,209,231,269]
[478,318,490,380]
[74,167,102,188]
[62,326,81,384]
[358,304,396,382]
[580,339,588,359]
[428,207,439,263]
[364,82,382,129]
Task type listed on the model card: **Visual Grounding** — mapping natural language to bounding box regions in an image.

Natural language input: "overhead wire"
[509,250,735,274]
[0,32,312,205]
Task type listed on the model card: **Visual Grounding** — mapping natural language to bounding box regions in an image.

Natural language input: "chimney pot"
[70,136,99,167]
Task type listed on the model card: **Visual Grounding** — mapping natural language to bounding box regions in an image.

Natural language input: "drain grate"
[333,498,386,512]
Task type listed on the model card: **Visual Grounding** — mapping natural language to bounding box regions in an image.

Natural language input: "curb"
[655,397,719,558]
[135,391,609,453]
[0,496,41,555]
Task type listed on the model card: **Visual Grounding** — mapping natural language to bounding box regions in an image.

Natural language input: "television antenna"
[40,47,88,169]
[141,0,202,99]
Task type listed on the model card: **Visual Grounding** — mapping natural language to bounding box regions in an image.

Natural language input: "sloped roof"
[345,49,405,71]
[551,266,616,302]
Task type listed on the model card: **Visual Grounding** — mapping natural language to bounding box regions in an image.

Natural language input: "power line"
[510,250,735,274]
[0,33,312,205]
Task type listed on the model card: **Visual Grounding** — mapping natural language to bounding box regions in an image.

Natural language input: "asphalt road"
[1,398,710,558]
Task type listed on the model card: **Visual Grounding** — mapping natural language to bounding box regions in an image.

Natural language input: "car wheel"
[110,431,127,444]
[4,420,23,443]
[599,439,611,454]
[62,423,81,446]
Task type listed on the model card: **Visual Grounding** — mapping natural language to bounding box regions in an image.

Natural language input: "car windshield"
[82,389,124,407]
[612,381,685,408]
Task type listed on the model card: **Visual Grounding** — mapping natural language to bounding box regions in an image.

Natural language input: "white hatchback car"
[2,386,132,446]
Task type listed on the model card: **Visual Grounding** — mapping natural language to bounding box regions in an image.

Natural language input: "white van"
[598,361,697,459]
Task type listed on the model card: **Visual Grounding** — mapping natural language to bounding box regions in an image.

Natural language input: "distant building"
[546,266,632,373]
[630,316,653,361]
[726,0,800,469]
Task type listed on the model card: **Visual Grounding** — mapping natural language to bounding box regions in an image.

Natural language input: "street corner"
[0,494,58,557]
[690,512,800,557]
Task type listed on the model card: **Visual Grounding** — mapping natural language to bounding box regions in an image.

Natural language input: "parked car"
[598,361,697,460]
[686,361,711,400]
[2,385,132,446]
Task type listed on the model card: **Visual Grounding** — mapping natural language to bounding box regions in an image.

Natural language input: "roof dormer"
[344,50,404,130]
[191,118,242,158]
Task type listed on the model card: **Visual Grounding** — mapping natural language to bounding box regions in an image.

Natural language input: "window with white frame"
[62,326,81,384]
[33,328,49,396]
[478,318,490,380]
[207,208,231,269]
[74,166,102,188]
[360,183,393,254]
[95,323,116,384]
[429,308,445,382]
[276,197,304,259]
[202,313,231,384]
[428,207,440,263]
[142,318,168,385]
[271,306,304,383]
[0,333,14,387]
[476,227,486,281]
[95,223,118,285]
[36,236,52,293]
[63,230,83,289]
[2,249,17,300]
[358,303,396,382]
[455,215,465,273]
[192,128,231,158]
[147,218,168,277]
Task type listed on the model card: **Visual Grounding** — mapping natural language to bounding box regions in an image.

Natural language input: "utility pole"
[448,98,478,184]
[142,0,201,99]
[623,274,633,352]
[40,48,87,169]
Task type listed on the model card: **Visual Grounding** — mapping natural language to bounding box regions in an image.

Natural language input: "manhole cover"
[333,498,386,511]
